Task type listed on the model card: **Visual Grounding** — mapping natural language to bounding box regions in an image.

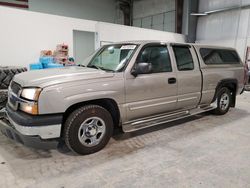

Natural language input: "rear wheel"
[212,87,231,115]
[63,105,113,155]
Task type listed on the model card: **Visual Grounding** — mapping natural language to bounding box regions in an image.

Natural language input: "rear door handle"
[168,77,176,84]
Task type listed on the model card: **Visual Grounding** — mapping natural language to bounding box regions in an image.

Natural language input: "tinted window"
[173,46,194,71]
[200,48,240,64]
[137,46,172,73]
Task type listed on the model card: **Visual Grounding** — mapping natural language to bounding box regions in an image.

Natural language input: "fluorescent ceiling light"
[190,13,208,16]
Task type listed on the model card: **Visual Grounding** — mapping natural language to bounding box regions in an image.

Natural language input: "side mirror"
[131,62,152,77]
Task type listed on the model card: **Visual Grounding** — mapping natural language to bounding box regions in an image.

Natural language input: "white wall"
[0,6,185,68]
[196,0,250,61]
[0,6,96,67]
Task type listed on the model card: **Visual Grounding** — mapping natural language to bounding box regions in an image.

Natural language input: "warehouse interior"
[0,0,250,187]
[1,0,250,67]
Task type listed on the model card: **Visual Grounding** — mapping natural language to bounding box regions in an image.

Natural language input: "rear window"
[200,48,240,65]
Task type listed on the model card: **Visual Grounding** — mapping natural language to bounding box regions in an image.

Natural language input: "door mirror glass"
[131,62,152,76]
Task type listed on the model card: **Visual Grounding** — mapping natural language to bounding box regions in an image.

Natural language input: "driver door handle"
[168,77,176,84]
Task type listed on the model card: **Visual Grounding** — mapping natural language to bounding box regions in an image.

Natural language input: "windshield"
[81,44,138,72]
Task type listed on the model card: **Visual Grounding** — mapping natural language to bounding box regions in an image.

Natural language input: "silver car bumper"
[0,105,63,149]
[245,84,250,91]
[7,112,61,139]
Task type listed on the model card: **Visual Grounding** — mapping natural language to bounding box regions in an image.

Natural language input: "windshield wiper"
[87,65,114,72]
[87,64,101,70]
[98,66,114,72]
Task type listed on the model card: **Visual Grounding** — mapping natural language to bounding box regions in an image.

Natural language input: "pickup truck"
[0,41,245,155]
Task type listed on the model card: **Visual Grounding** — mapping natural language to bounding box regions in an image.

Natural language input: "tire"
[0,91,7,103]
[0,90,8,110]
[0,66,27,89]
[63,105,114,155]
[212,87,231,115]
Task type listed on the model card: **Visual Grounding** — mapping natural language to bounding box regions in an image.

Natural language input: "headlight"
[21,88,42,101]
[20,103,38,115]
[20,88,41,115]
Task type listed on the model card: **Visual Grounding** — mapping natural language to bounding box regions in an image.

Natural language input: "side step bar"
[122,105,216,132]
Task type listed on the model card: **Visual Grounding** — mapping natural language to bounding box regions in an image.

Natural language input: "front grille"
[8,82,22,110]
[9,96,17,108]
[10,82,21,95]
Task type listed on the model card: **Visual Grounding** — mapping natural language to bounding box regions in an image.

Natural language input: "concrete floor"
[1,92,250,188]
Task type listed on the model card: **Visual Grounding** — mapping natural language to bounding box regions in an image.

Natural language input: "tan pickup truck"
[0,41,245,155]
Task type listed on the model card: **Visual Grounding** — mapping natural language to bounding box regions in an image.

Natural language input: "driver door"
[125,43,178,122]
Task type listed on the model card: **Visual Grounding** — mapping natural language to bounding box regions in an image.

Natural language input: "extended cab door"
[124,43,178,121]
[170,44,202,109]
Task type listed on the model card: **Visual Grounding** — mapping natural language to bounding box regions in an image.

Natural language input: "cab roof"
[113,40,236,50]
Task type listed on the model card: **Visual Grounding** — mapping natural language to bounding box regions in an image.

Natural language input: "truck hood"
[13,66,114,87]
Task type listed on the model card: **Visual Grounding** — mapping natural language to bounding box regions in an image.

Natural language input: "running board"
[122,105,216,132]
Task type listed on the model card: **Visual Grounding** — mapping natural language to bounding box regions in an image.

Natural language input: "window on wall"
[0,0,29,9]
[173,46,194,71]
[132,0,176,32]
[133,11,176,32]
[137,45,172,73]
[200,48,240,65]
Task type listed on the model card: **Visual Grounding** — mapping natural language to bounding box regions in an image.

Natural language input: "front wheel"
[63,105,113,155]
[212,87,231,115]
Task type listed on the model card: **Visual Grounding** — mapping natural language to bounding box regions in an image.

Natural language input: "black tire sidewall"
[0,91,8,109]
[64,105,114,155]
[0,91,7,103]
[0,67,27,89]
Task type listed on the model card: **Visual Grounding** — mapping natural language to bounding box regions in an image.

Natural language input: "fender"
[212,79,238,107]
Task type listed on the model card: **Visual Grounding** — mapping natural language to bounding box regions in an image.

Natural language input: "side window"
[137,46,172,73]
[200,48,240,64]
[173,46,194,71]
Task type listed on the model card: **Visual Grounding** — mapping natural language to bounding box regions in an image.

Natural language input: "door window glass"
[173,46,194,71]
[137,46,172,73]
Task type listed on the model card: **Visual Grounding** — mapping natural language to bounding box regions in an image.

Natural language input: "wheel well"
[62,98,121,130]
[213,80,237,107]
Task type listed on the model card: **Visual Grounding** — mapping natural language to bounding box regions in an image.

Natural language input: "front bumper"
[0,106,63,149]
[246,72,250,91]
[245,84,250,91]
